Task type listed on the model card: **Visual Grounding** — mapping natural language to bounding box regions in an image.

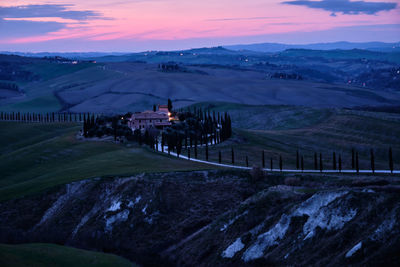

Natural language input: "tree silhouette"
[389,147,394,173]
[371,149,375,173]
[333,152,336,170]
[262,150,265,168]
[356,152,359,174]
[168,98,173,112]
[314,152,318,170]
[319,153,323,173]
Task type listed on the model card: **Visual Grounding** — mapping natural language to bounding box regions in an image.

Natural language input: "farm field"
[0,243,133,267]
[0,122,212,201]
[2,59,400,114]
[185,103,400,171]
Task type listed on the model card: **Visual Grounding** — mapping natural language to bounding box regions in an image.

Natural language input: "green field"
[186,103,400,171]
[0,243,133,267]
[0,122,212,201]
[2,59,399,114]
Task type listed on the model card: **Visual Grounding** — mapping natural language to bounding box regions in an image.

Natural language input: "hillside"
[0,243,133,267]
[0,170,399,266]
[225,41,400,53]
[0,122,211,201]
[1,60,399,114]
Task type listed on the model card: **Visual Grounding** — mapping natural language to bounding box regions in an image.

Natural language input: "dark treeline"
[0,111,88,123]
[162,107,232,157]
[0,82,20,91]
[82,107,233,153]
[83,113,132,141]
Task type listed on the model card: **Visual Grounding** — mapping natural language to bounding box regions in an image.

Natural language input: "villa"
[128,105,172,130]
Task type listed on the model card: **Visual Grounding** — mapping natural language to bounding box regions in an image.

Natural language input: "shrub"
[249,165,264,184]
[284,177,301,186]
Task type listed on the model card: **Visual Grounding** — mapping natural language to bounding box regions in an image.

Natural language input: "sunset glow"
[0,0,399,51]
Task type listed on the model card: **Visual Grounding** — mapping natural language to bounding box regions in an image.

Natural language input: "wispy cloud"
[206,16,286,22]
[0,4,111,41]
[281,0,397,16]
[0,4,110,21]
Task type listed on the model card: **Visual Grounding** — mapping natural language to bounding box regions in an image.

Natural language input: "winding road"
[157,143,399,174]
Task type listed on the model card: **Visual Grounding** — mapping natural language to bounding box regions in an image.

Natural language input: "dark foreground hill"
[1,170,399,266]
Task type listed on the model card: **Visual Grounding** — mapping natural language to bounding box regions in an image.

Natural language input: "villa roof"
[132,111,168,120]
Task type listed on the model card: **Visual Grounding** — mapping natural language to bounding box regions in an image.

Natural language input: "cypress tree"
[188,147,191,160]
[176,137,182,158]
[339,154,342,173]
[231,148,235,165]
[389,147,394,174]
[370,149,375,174]
[296,150,299,170]
[194,136,198,158]
[314,152,318,170]
[168,98,172,112]
[83,118,87,137]
[356,152,359,174]
[246,156,249,167]
[301,155,304,172]
[219,151,222,163]
[279,155,283,172]
[161,134,165,153]
[205,142,209,161]
[333,152,336,171]
[352,148,355,169]
[270,158,273,171]
[320,153,323,173]
[262,150,265,168]
[185,132,188,149]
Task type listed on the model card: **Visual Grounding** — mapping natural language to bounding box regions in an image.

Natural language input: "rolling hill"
[1,60,399,114]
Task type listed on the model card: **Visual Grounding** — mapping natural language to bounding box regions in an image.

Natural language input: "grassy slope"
[2,61,399,114]
[0,243,133,267]
[0,122,212,201]
[187,103,400,170]
[0,63,109,113]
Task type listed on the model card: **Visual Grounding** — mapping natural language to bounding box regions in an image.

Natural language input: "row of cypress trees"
[184,146,395,173]
[210,148,395,173]
[0,111,90,123]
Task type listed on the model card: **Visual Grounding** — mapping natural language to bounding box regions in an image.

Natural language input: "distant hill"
[0,51,128,59]
[224,41,400,53]
[277,48,400,64]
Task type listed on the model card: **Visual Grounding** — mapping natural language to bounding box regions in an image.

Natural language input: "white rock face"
[105,209,130,232]
[242,214,291,262]
[107,200,121,212]
[346,242,362,258]
[302,206,357,240]
[35,181,88,228]
[222,238,245,258]
[242,191,351,262]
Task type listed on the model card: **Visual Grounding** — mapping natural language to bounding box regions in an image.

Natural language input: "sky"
[0,0,399,52]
